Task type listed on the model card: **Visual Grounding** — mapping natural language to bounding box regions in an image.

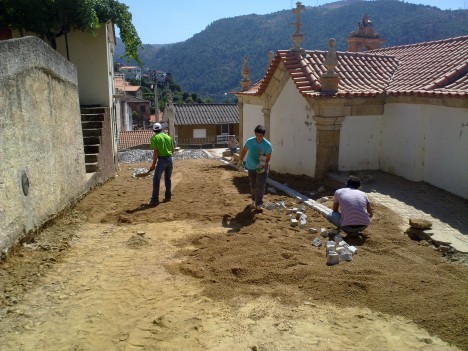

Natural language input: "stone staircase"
[80,107,105,173]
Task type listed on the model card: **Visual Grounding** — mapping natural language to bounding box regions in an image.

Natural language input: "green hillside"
[115,0,467,102]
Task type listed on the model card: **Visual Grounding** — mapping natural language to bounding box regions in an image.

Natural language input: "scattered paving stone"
[409,218,432,230]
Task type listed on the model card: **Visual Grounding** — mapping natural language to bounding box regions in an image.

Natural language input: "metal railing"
[216,134,236,145]
[175,134,237,146]
[176,137,214,145]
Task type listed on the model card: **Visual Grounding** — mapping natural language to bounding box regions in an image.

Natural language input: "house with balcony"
[119,65,142,82]
[113,73,151,130]
[163,103,239,147]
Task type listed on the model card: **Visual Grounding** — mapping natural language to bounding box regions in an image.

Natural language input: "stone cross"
[291,2,305,34]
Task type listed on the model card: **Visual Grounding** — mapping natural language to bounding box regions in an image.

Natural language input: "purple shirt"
[334,188,371,226]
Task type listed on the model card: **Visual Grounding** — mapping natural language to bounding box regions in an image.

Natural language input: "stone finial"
[291,2,305,51]
[323,38,338,76]
[320,38,340,93]
[267,51,274,69]
[241,56,251,91]
[167,90,173,104]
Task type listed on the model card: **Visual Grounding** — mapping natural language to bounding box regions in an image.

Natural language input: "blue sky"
[119,0,467,44]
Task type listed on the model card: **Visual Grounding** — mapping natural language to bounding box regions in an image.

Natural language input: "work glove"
[237,161,245,170]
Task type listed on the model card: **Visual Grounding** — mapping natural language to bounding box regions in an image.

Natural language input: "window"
[193,129,206,138]
[221,124,229,134]
[140,105,146,112]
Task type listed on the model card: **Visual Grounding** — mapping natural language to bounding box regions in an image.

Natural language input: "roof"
[369,36,468,97]
[238,35,468,99]
[118,130,153,151]
[173,104,239,126]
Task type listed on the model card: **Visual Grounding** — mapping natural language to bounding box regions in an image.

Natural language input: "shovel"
[133,168,152,178]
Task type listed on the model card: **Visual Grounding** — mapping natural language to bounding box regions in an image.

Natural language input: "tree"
[0,0,142,63]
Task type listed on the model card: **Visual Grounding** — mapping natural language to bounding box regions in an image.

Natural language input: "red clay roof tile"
[173,104,239,126]
[118,130,153,151]
[237,36,468,99]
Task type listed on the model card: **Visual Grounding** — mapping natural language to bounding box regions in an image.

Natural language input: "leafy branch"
[0,0,142,63]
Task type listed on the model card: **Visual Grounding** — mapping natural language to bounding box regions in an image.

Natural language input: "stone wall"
[97,107,117,184]
[0,37,89,256]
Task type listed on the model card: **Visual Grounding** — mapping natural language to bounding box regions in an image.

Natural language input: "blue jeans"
[151,157,173,202]
[230,147,237,156]
[247,169,268,206]
[327,211,367,234]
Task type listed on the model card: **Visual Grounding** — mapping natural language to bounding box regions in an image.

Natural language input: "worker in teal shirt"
[148,123,174,205]
[238,125,272,210]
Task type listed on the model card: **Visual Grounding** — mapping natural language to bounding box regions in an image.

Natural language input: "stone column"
[262,108,271,140]
[313,116,345,177]
[238,100,244,146]
[164,92,175,141]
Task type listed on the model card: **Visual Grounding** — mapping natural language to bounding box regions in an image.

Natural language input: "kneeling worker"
[327,176,373,236]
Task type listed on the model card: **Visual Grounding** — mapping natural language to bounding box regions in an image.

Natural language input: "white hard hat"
[153,122,162,131]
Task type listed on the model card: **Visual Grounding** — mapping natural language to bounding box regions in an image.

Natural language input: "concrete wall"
[98,108,118,184]
[339,115,382,170]
[270,79,317,176]
[0,37,89,255]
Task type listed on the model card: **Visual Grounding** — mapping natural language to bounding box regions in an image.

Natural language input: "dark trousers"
[151,157,173,202]
[247,169,268,206]
[327,211,368,234]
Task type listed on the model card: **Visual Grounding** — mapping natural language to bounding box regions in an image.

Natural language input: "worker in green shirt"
[148,123,174,205]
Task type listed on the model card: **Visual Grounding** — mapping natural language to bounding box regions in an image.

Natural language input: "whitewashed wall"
[380,104,426,181]
[270,79,316,176]
[423,106,468,198]
[340,103,468,198]
[339,115,382,171]
[242,81,467,198]
[242,103,263,145]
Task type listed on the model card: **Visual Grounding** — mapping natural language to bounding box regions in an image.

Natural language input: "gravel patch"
[118,148,218,164]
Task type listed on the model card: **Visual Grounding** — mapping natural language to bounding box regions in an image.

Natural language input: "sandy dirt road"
[0,157,467,351]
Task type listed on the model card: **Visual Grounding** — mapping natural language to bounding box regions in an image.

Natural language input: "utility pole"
[153,70,159,120]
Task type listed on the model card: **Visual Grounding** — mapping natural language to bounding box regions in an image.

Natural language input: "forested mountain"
[115,0,467,102]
